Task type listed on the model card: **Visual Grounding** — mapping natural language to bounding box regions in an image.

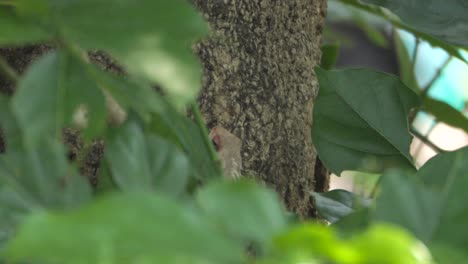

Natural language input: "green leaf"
[265,223,432,264]
[374,147,468,258]
[312,68,418,175]
[150,110,222,181]
[320,43,340,70]
[336,0,467,64]
[11,51,106,144]
[43,0,208,107]
[4,192,244,264]
[312,189,371,223]
[361,0,468,47]
[196,180,287,247]
[106,121,189,198]
[0,140,92,210]
[92,69,166,122]
[350,224,434,264]
[374,171,439,243]
[422,98,468,133]
[416,147,468,250]
[270,224,358,264]
[0,187,33,245]
[0,8,49,45]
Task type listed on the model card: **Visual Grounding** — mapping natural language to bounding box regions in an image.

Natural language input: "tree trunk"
[0,0,329,218]
[193,0,328,218]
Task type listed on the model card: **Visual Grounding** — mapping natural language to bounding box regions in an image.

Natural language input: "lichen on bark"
[193,0,328,217]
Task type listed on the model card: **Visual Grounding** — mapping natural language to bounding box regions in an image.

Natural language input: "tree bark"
[0,0,329,218]
[193,0,328,218]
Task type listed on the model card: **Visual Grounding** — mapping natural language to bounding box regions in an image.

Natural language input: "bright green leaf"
[106,121,189,197]
[3,192,244,264]
[312,189,371,223]
[196,180,287,247]
[270,223,358,264]
[351,224,434,264]
[11,51,106,144]
[313,68,418,175]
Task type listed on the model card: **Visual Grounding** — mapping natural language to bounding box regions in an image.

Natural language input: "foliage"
[0,0,466,263]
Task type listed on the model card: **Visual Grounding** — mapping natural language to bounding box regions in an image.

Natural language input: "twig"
[410,127,445,153]
[409,56,452,124]
[0,56,19,82]
[411,37,420,76]
[413,121,437,159]
[420,56,452,100]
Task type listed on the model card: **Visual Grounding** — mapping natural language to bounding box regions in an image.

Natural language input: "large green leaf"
[11,51,106,144]
[92,69,166,122]
[3,192,244,264]
[16,0,208,107]
[0,8,49,45]
[0,140,92,210]
[374,172,440,243]
[361,0,468,47]
[374,147,468,259]
[196,180,287,247]
[105,121,189,198]
[312,189,371,223]
[336,0,467,63]
[312,68,418,175]
[150,109,222,181]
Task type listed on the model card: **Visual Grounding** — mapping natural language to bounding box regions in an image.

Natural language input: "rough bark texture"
[193,0,328,217]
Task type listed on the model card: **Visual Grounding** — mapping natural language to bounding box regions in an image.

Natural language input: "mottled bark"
[193,0,328,217]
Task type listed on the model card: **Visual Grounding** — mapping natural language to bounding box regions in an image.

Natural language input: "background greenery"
[0,0,467,263]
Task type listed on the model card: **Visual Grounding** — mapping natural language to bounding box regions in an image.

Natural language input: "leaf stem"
[0,56,19,83]
[410,127,445,154]
[413,122,437,160]
[191,102,223,177]
[410,37,420,76]
[420,56,452,100]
